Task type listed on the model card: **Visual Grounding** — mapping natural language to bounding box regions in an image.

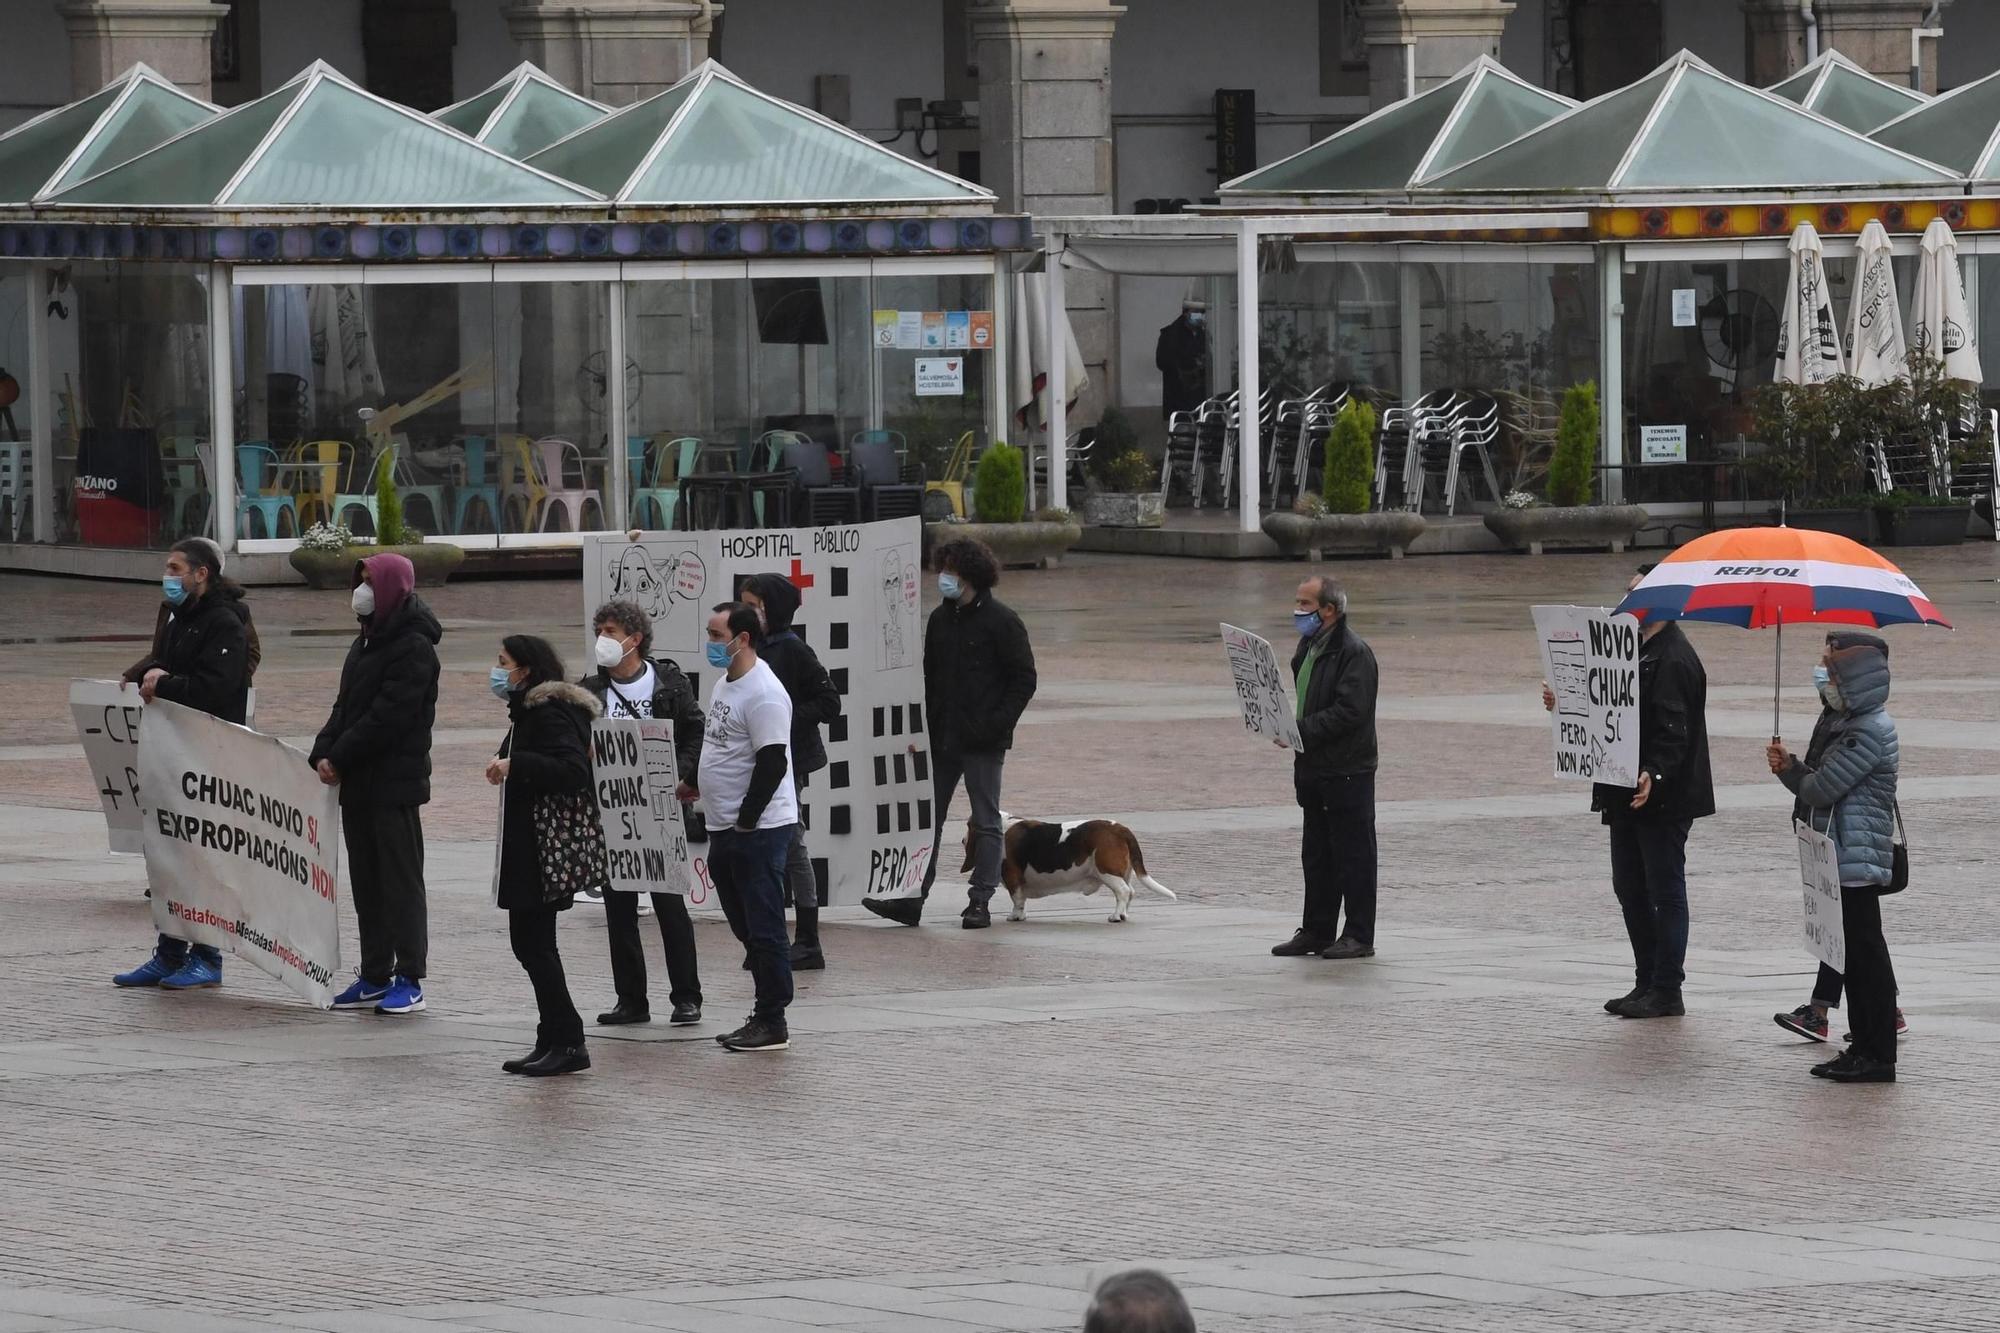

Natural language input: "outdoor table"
[679,470,796,530]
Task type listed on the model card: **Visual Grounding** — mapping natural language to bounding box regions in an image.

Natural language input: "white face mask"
[351,583,375,617]
[593,633,630,669]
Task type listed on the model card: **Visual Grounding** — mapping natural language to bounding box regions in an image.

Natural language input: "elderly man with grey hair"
[1083,1269,1196,1333]
[1273,573,1380,960]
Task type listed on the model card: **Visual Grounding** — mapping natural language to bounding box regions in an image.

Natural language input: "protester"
[1773,631,1911,1047]
[1767,635,1902,1083]
[1273,574,1381,961]
[863,536,1037,929]
[1083,1269,1197,1333]
[308,553,441,1017]
[580,599,705,1026]
[681,602,797,1052]
[740,572,843,969]
[112,538,252,991]
[489,635,601,1077]
[1543,567,1713,1019]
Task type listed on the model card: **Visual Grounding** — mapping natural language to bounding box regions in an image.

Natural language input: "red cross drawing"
[787,558,816,594]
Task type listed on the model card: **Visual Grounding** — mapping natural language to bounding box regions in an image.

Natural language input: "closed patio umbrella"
[1844,219,1908,387]
[1775,222,1845,387]
[1909,217,1983,384]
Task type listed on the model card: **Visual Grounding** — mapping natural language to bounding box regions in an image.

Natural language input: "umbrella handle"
[1772,608,1783,743]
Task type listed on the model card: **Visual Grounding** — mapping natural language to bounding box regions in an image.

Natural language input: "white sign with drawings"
[1796,819,1847,971]
[591,718,693,897]
[586,519,931,906]
[1220,624,1303,751]
[1532,606,1640,787]
[71,679,257,855]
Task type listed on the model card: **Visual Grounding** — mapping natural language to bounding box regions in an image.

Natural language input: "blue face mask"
[162,575,187,606]
[1812,665,1830,691]
[489,666,515,700]
[706,639,735,670]
[1294,609,1322,637]
[938,572,963,601]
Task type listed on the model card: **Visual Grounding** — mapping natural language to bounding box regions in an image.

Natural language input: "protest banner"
[1797,819,1847,971]
[636,718,693,896]
[1220,623,1303,751]
[139,700,342,1008]
[71,679,146,853]
[1532,606,1640,786]
[592,717,692,897]
[587,519,931,904]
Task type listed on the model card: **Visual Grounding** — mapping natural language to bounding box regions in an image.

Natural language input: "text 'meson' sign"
[1214,89,1257,181]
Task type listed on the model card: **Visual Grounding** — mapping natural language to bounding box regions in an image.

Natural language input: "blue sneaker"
[376,976,425,1015]
[158,955,223,990]
[332,976,391,1010]
[113,951,180,988]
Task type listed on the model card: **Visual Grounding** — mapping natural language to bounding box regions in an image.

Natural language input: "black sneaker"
[790,943,826,970]
[1271,930,1328,957]
[1775,1004,1830,1042]
[1320,937,1375,960]
[1604,987,1645,1014]
[961,901,991,930]
[717,1018,790,1052]
[668,1002,702,1026]
[1812,1048,1860,1077]
[863,897,923,927]
[1616,989,1685,1019]
[1824,1054,1895,1083]
[596,1002,651,1026]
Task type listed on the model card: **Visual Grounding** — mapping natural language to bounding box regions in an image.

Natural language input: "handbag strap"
[1893,799,1907,847]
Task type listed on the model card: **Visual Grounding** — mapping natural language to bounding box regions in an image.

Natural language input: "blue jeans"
[709,825,796,1024]
[1607,818,1691,993]
[157,933,222,967]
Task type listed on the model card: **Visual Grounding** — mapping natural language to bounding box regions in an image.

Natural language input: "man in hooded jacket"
[740,572,843,969]
[309,553,443,1017]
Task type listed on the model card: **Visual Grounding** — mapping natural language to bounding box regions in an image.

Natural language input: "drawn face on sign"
[609,545,707,622]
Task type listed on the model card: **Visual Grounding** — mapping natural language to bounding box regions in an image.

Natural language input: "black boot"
[595,1001,651,1026]
[519,1044,591,1077]
[961,900,992,930]
[863,897,923,927]
[1604,987,1645,1014]
[1824,1054,1895,1083]
[1615,989,1685,1019]
[503,1044,551,1074]
[790,940,826,970]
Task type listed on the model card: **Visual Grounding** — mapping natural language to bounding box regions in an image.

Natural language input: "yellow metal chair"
[926,430,976,519]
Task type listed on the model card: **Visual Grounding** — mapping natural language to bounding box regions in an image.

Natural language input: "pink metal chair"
[531,437,603,532]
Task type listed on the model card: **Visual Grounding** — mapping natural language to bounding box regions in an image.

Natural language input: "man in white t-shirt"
[680,601,797,1052]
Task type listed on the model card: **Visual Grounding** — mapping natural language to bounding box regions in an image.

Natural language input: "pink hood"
[355,552,415,628]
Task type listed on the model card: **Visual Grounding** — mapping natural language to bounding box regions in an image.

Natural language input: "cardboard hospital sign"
[1797,819,1847,972]
[138,700,342,1008]
[1532,606,1640,787]
[1220,624,1302,751]
[586,518,931,905]
[592,717,692,897]
[71,680,147,853]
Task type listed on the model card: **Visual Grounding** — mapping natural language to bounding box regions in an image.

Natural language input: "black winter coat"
[1593,621,1714,825]
[924,591,1037,755]
[126,588,261,688]
[141,588,252,725]
[581,658,705,784]
[1291,617,1379,780]
[758,630,841,780]
[495,682,601,911]
[308,596,443,808]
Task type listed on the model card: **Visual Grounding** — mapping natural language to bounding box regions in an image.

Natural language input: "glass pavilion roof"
[1768,49,1927,133]
[433,62,608,159]
[1872,68,2000,179]
[0,64,213,204]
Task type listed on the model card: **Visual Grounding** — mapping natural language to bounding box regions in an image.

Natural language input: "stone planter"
[1083,491,1166,529]
[1483,504,1648,555]
[1262,511,1428,560]
[1878,503,1971,547]
[924,519,1082,569]
[289,543,466,589]
[1784,507,1875,544]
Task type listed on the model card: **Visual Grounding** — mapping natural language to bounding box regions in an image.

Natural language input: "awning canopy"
[433,62,608,159]
[0,63,213,204]
[1872,68,2000,180]
[1768,48,1927,133]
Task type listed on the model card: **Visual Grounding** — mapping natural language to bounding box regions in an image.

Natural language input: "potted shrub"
[287,454,465,588]
[1483,382,1648,553]
[925,440,1080,569]
[1749,377,1877,541]
[1262,398,1425,558]
[1083,445,1165,528]
[1874,490,1972,546]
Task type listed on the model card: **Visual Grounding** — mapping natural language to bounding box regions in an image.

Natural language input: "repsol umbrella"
[1613,526,1949,743]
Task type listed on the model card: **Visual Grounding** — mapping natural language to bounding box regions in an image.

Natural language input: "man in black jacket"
[1276,575,1381,960]
[1544,568,1714,1019]
[864,536,1037,930]
[581,599,706,1026]
[113,538,252,991]
[741,574,843,969]
[309,553,442,1018]
[1155,300,1210,421]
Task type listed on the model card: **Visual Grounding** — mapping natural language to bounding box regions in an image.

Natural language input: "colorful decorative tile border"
[0,215,1032,264]
[1596,199,2000,240]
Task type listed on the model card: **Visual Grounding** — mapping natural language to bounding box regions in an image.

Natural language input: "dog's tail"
[1123,830,1176,900]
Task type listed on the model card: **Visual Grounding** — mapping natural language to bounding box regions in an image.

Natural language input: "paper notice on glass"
[945,311,971,349]
[873,309,898,348]
[895,310,923,349]
[1640,424,1688,463]
[969,310,994,348]
[1672,289,1697,328]
[920,311,946,349]
[915,357,964,397]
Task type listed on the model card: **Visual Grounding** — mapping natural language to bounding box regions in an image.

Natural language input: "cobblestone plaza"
[4,546,2000,1331]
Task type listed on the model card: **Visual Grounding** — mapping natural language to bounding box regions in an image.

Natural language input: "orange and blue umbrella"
[1613,527,1950,630]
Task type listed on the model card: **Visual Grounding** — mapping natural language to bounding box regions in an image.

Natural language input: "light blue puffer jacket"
[1780,644,1899,887]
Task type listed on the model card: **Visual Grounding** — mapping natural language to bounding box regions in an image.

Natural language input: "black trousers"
[604,890,702,1009]
[1297,771,1377,946]
[343,803,429,983]
[1841,887,1898,1064]
[508,906,583,1049]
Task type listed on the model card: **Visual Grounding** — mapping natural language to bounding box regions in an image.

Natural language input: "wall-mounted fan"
[577,350,640,417]
[1699,290,1780,373]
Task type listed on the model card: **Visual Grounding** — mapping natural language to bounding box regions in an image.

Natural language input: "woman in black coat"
[486,635,602,1078]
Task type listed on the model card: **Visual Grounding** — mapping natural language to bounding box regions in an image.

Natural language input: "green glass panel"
[0,84,124,202]
[1422,76,1572,179]
[1622,71,1955,187]
[1873,72,2000,174]
[229,80,591,205]
[627,77,986,202]
[434,84,509,136]
[484,83,604,157]
[1228,73,1469,193]
[1768,65,1818,104]
[50,83,213,192]
[1427,69,1670,191]
[1810,67,1924,134]
[525,83,697,195]
[52,84,293,204]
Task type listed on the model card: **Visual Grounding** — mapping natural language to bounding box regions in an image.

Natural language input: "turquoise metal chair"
[235,441,297,539]
[632,436,701,530]
[450,435,500,534]
[391,439,446,536]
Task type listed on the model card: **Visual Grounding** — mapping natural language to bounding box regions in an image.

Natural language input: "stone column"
[971,0,1124,419]
[1357,0,1516,109]
[1743,1,1951,93]
[59,0,228,101]
[503,0,721,107]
